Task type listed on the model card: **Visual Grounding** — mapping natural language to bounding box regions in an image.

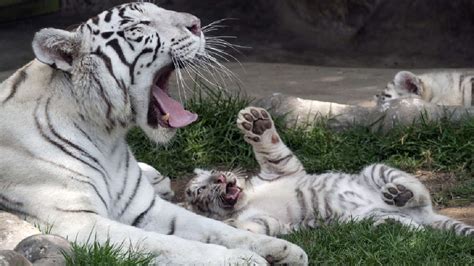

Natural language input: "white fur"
[185,107,474,237]
[376,71,473,107]
[0,3,307,264]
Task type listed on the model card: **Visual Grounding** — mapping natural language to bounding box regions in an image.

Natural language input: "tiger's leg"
[50,195,307,264]
[225,215,291,237]
[366,209,424,230]
[360,164,431,208]
[138,162,174,201]
[128,195,308,264]
[50,208,266,265]
[428,214,474,237]
[237,107,306,180]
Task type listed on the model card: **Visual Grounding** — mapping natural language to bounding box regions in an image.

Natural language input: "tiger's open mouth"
[221,180,241,208]
[147,64,198,128]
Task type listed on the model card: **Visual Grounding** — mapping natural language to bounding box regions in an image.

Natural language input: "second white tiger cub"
[376,71,473,107]
[183,107,474,237]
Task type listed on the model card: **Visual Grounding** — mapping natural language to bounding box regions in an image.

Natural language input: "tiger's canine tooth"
[162,113,170,122]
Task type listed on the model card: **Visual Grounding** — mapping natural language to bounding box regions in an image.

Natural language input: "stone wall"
[159,0,474,67]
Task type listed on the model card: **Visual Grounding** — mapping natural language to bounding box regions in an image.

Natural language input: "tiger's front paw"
[237,107,278,145]
[138,162,174,201]
[250,236,308,265]
[154,241,268,265]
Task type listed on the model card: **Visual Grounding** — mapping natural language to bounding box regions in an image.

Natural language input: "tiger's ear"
[32,28,80,72]
[193,168,209,175]
[394,71,423,95]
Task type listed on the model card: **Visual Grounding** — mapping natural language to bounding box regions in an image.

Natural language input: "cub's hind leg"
[361,164,431,208]
[429,214,474,237]
[237,107,305,180]
[366,209,424,230]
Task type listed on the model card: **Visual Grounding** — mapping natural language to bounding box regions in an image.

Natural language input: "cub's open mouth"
[147,64,198,128]
[222,180,241,208]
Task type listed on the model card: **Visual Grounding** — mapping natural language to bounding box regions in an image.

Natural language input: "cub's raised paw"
[237,107,277,144]
[382,183,414,207]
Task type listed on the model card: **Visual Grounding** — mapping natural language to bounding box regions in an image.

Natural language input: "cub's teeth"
[162,113,170,122]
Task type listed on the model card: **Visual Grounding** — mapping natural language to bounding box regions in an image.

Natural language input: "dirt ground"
[208,63,474,107]
[417,171,474,226]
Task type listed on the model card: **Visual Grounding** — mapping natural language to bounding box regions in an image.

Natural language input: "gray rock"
[0,250,31,266]
[14,234,72,266]
[256,93,474,132]
[0,212,41,250]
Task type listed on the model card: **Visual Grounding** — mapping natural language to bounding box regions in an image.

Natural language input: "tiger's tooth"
[162,113,170,122]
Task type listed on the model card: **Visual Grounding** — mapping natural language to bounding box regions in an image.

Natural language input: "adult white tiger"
[184,107,474,237]
[0,2,307,265]
[376,71,473,107]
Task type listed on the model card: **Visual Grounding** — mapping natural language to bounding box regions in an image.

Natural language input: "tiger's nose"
[174,12,201,36]
[215,174,226,184]
[186,19,201,36]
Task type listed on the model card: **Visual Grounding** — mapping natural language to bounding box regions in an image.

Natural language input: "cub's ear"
[32,28,80,72]
[193,168,209,175]
[394,71,423,95]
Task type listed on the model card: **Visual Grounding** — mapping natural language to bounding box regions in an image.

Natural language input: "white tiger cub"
[0,2,307,265]
[183,107,474,237]
[376,71,473,107]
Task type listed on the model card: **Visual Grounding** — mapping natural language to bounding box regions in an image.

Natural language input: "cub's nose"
[215,174,226,184]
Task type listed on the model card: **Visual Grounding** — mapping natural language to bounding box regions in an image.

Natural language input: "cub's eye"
[197,186,206,194]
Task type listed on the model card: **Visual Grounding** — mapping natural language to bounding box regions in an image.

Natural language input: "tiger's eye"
[197,186,206,194]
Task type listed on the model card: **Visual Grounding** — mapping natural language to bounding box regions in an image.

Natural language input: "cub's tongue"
[152,85,198,128]
[225,187,240,201]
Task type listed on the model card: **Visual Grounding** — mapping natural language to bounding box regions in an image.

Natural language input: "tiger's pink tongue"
[152,85,198,128]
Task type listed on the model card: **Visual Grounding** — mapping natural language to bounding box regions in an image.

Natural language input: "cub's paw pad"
[237,107,274,141]
[382,184,414,207]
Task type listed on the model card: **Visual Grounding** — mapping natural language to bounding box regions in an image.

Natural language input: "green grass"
[64,240,154,266]
[128,86,256,176]
[129,84,473,203]
[285,220,474,264]
[70,86,473,265]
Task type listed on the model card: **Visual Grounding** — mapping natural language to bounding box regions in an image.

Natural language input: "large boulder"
[14,234,72,266]
[0,250,31,266]
[0,212,41,250]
